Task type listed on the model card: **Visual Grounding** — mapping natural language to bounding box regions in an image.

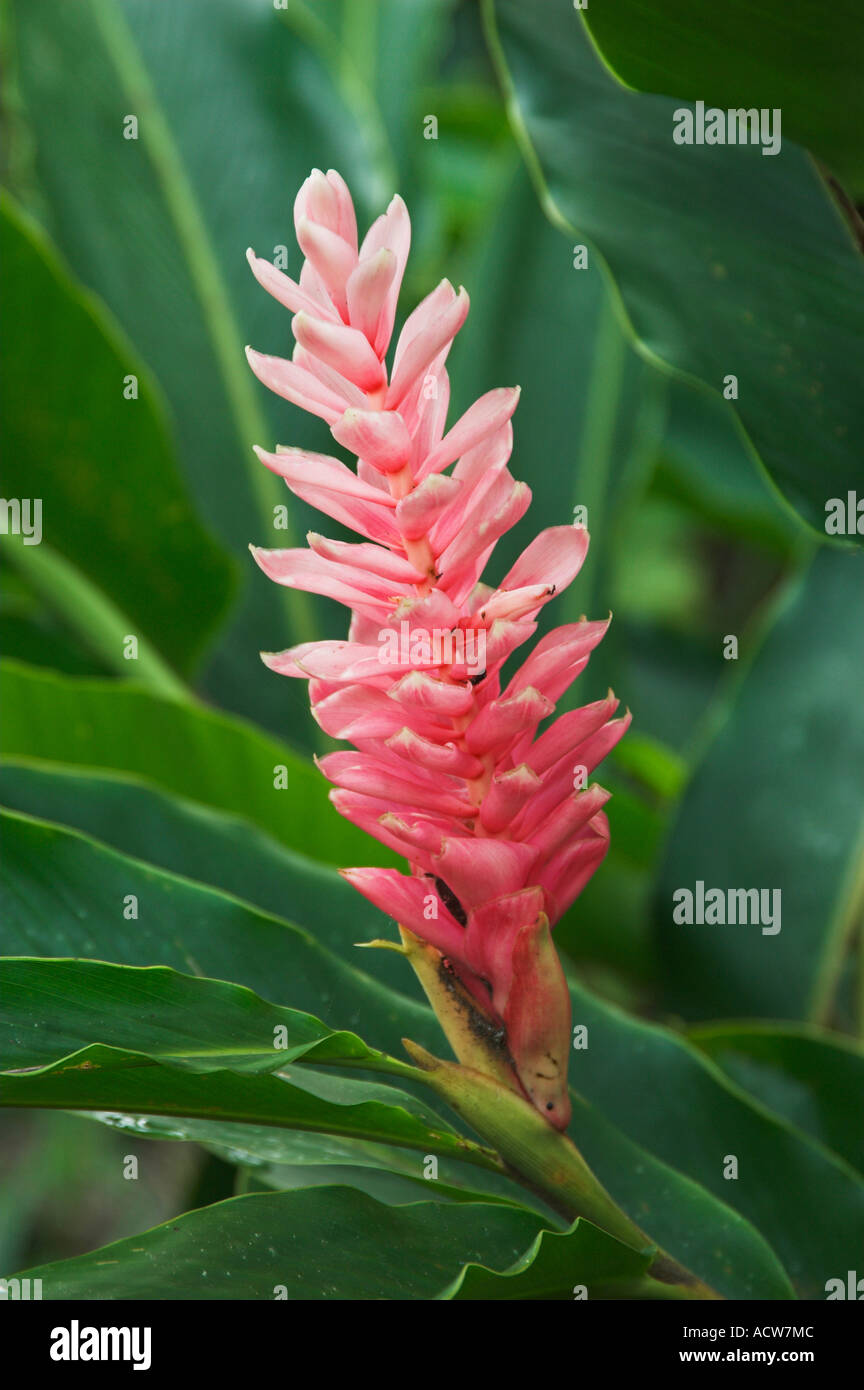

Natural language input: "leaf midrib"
[87,0,315,643]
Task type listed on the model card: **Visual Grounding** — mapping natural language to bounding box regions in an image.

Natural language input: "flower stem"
[402,1038,721,1299]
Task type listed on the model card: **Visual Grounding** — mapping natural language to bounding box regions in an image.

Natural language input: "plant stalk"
[394,925,720,1298]
[403,1039,720,1299]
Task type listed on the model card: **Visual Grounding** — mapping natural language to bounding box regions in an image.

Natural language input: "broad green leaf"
[0,835,542,1210]
[1,545,191,703]
[0,570,107,678]
[0,810,801,1297]
[616,622,726,756]
[0,809,433,1057]
[656,548,864,1022]
[580,1,864,196]
[3,1044,792,1298]
[87,1113,547,1214]
[689,1023,864,1178]
[3,0,447,735]
[9,1187,549,1299]
[657,382,809,554]
[566,977,864,1299]
[0,760,401,983]
[243,1160,507,1209]
[0,808,833,1298]
[0,962,534,1216]
[0,959,394,1075]
[5,975,790,1297]
[0,662,395,868]
[484,0,864,541]
[0,195,236,677]
[0,960,567,1218]
[0,748,664,1002]
[440,1218,655,1300]
[563,1091,793,1300]
[0,1044,500,1174]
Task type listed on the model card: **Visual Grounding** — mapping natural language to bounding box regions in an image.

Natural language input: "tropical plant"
[1,0,861,1302]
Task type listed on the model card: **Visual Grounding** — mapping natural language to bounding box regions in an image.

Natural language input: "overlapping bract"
[246,169,629,1128]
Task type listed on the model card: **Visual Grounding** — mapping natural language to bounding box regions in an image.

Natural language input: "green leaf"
[0,808,433,1058]
[656,382,809,553]
[656,548,864,1022]
[0,964,537,1213]
[566,977,864,1299]
[88,1113,547,1214]
[484,0,863,541]
[9,1187,549,1299]
[242,1161,505,1209]
[580,0,864,196]
[8,1037,791,1296]
[4,0,307,624]
[0,565,112,678]
[2,0,446,735]
[1,545,191,703]
[0,760,402,984]
[410,1040,791,1299]
[0,194,235,677]
[0,1045,500,1175]
[440,1218,656,1300]
[0,662,395,868]
[689,1023,864,1178]
[0,809,797,1297]
[565,1091,794,1300]
[0,959,396,1075]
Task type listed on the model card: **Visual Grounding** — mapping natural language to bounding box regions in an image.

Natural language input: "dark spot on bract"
[469,669,486,686]
[431,874,467,926]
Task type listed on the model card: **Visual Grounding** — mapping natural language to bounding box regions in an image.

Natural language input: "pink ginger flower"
[246,169,629,1129]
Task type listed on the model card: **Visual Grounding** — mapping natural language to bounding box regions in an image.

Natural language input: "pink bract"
[245,168,629,1129]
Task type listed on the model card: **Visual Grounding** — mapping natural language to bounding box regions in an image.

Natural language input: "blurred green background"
[1,0,862,1279]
